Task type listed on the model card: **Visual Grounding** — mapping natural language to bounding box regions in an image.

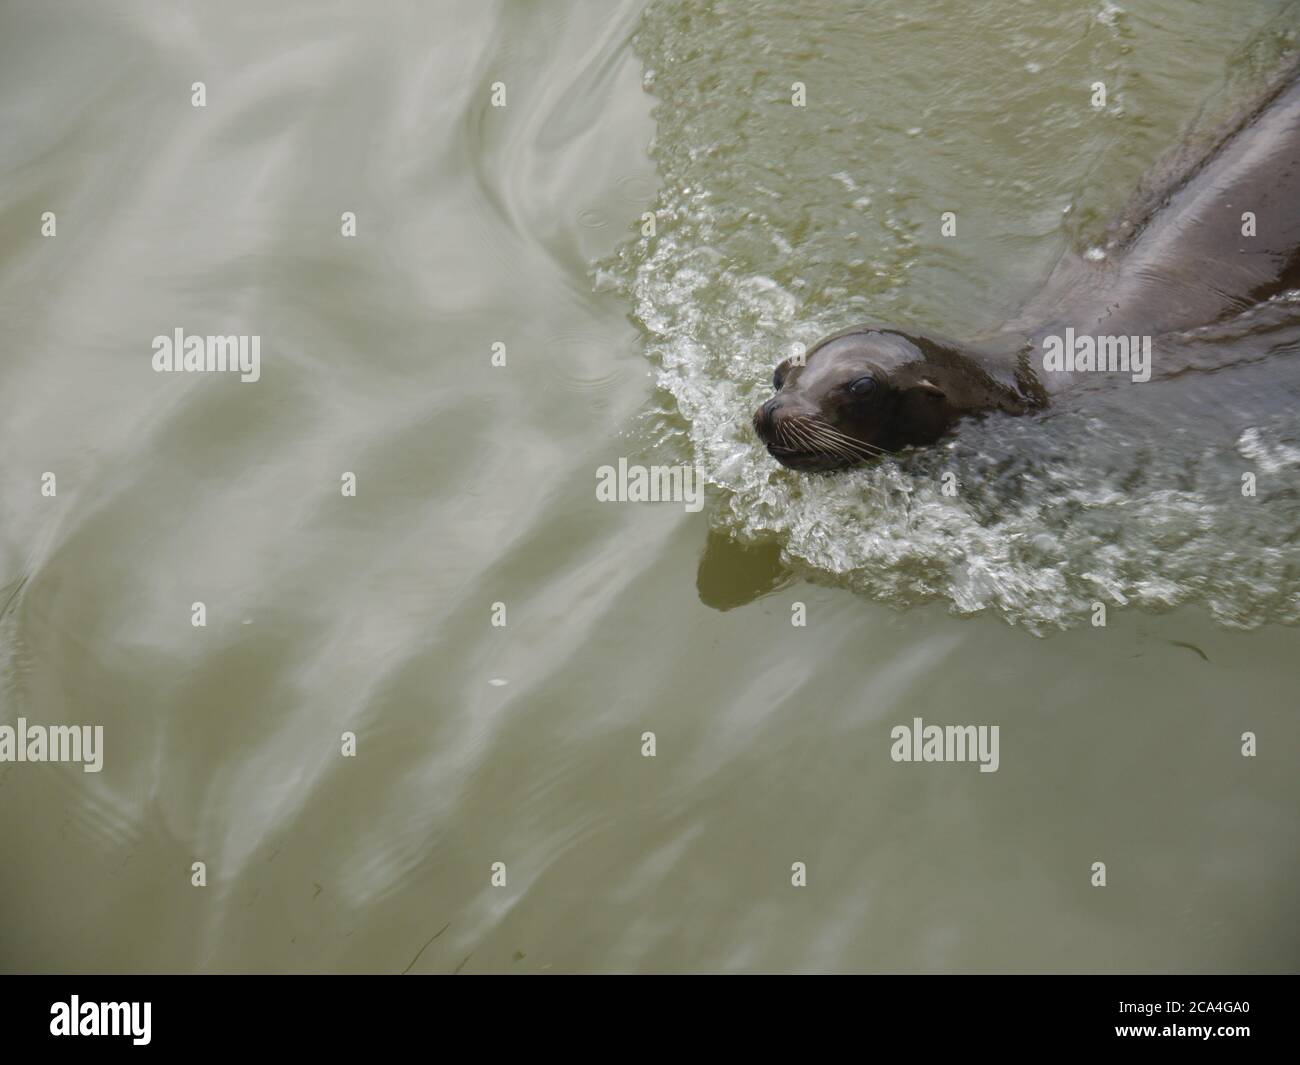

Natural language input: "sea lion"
[754,65,1300,471]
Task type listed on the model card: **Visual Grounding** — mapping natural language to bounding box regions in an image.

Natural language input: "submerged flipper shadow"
[695,526,794,611]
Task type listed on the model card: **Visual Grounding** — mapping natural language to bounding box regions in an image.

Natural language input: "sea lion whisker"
[821,432,890,459]
[787,424,852,464]
[796,426,851,456]
[769,420,794,448]
[799,428,851,461]
[790,417,856,444]
[782,422,821,452]
[809,422,893,456]
[783,420,864,462]
[797,420,889,459]
[785,421,857,462]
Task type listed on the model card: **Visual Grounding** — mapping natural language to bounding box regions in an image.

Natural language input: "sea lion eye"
[849,375,876,396]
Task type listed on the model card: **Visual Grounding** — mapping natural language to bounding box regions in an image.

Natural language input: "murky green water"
[1,0,1297,973]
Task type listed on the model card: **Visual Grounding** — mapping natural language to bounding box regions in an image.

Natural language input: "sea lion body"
[755,67,1300,469]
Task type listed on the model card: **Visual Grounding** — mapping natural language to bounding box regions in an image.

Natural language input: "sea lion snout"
[753,394,815,438]
[752,384,878,471]
[753,393,827,447]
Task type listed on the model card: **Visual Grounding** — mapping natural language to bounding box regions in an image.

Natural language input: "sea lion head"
[752,326,978,471]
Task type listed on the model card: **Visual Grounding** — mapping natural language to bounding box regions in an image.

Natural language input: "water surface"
[1,0,1297,973]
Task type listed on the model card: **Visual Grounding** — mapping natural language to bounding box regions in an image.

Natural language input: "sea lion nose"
[755,397,781,437]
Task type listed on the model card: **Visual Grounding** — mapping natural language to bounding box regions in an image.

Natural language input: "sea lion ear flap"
[913,377,945,398]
